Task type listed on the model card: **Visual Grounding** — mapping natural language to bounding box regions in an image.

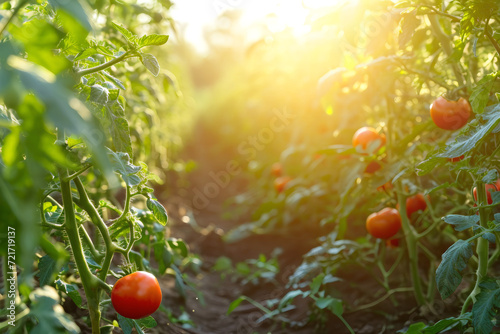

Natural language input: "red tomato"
[365,161,382,174]
[473,183,498,205]
[430,96,471,130]
[271,162,282,177]
[352,127,386,153]
[386,238,399,248]
[274,176,292,193]
[377,181,393,192]
[405,194,428,218]
[448,155,465,162]
[366,208,402,239]
[111,271,162,319]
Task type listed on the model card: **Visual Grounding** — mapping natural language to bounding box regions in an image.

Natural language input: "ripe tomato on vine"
[366,208,402,240]
[430,97,471,130]
[352,127,386,153]
[111,271,162,319]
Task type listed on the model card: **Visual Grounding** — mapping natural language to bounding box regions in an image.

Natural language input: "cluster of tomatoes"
[366,194,429,244]
[352,127,386,173]
[361,96,473,244]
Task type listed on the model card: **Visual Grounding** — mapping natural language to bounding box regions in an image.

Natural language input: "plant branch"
[0,0,29,36]
[76,51,132,77]
[64,164,92,182]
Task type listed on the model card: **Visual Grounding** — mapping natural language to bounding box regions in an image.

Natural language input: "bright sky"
[170,0,348,53]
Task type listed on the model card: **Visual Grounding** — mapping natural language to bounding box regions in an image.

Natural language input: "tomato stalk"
[73,177,127,282]
[58,169,102,334]
[374,242,404,306]
[427,15,466,88]
[395,182,426,306]
[75,50,132,78]
[461,180,490,314]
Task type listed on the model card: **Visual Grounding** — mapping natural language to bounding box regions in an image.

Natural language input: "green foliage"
[213,253,280,285]
[0,0,192,332]
[436,240,474,300]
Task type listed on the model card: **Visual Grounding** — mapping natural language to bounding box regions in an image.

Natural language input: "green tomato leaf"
[37,255,57,287]
[472,279,500,334]
[398,10,419,49]
[482,169,498,184]
[481,232,496,243]
[470,73,496,114]
[111,22,137,44]
[28,286,80,334]
[103,71,126,90]
[74,47,98,61]
[436,240,473,299]
[438,103,500,159]
[117,314,153,334]
[227,296,246,315]
[47,0,92,32]
[90,84,109,105]
[55,279,82,308]
[110,116,132,157]
[212,256,232,272]
[278,290,307,311]
[107,149,141,186]
[442,214,480,231]
[11,59,115,186]
[141,53,160,77]
[147,197,168,226]
[168,238,188,257]
[397,313,471,333]
[138,34,169,47]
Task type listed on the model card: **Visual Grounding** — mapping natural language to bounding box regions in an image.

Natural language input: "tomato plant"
[111,271,162,319]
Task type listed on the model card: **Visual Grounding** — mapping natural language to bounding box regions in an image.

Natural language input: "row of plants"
[0,1,197,333]
[217,0,500,332]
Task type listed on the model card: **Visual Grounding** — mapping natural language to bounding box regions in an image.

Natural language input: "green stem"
[348,287,414,312]
[427,14,466,88]
[116,185,131,222]
[73,177,121,281]
[79,225,101,261]
[59,169,101,334]
[76,51,131,77]
[0,0,29,36]
[487,232,500,269]
[64,164,92,182]
[483,18,500,56]
[461,180,490,314]
[396,182,427,305]
[337,315,355,334]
